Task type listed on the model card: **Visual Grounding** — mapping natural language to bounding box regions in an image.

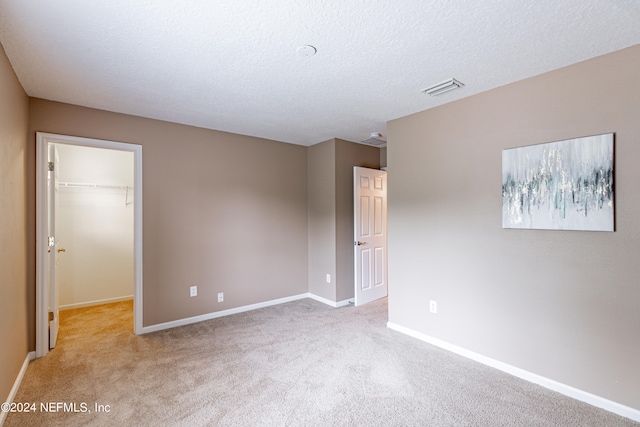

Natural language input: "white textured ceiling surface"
[1,0,640,146]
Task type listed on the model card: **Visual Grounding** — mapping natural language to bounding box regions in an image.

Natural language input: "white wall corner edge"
[1,351,36,426]
[386,322,640,423]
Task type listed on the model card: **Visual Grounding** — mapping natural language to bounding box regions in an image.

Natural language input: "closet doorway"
[36,133,143,358]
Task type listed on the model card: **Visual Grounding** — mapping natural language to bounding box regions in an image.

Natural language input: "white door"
[354,166,387,306]
[48,144,60,349]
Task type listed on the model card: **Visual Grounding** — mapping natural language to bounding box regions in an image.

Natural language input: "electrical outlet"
[326,274,331,283]
[190,286,197,297]
[429,300,437,314]
[218,292,224,303]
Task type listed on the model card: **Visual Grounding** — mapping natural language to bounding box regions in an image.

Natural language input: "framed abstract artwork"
[502,133,614,231]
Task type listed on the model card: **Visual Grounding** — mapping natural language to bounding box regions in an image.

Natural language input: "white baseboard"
[60,295,133,311]
[1,351,35,426]
[140,293,310,334]
[387,322,640,423]
[140,293,354,335]
[307,293,352,308]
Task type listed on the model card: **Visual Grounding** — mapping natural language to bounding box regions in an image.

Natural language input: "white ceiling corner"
[1,0,639,146]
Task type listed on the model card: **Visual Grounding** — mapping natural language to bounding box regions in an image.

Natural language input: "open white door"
[354,166,387,306]
[47,144,60,349]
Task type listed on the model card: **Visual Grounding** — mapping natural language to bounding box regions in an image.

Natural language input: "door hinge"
[48,162,54,171]
[48,311,54,322]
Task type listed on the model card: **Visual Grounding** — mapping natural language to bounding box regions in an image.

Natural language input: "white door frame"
[36,132,143,358]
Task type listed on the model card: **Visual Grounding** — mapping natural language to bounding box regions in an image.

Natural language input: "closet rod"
[57,181,133,190]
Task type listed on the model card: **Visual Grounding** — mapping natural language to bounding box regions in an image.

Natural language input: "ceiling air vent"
[421,78,464,96]
[361,132,386,146]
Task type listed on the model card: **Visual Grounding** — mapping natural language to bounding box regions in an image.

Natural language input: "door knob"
[356,241,366,246]
[57,248,66,253]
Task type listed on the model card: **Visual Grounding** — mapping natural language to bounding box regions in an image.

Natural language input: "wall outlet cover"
[429,300,437,314]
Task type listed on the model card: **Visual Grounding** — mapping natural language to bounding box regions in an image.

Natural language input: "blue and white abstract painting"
[502,133,614,231]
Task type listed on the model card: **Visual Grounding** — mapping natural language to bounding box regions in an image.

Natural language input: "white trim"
[35,133,143,359]
[0,352,35,426]
[132,140,143,336]
[60,296,133,311]
[140,293,309,334]
[335,298,352,307]
[387,322,640,423]
[307,293,352,308]
[35,138,47,358]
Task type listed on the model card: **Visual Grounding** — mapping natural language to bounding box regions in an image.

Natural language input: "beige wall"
[28,99,309,329]
[307,140,336,300]
[334,139,380,301]
[307,138,380,303]
[379,147,387,169]
[0,43,29,404]
[388,45,640,409]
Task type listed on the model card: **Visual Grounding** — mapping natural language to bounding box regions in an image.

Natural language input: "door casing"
[35,132,143,358]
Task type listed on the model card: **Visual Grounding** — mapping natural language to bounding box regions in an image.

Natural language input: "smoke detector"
[296,45,317,57]
[361,132,386,146]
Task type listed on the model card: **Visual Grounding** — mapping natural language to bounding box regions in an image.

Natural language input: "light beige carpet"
[5,298,637,426]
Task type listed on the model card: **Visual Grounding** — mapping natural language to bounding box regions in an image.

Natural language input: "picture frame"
[502,133,614,231]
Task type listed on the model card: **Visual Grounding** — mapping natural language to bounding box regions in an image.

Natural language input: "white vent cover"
[422,78,464,96]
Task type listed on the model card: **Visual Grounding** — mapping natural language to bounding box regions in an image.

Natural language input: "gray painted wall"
[0,43,29,409]
[28,99,309,329]
[387,45,640,409]
[308,139,380,303]
[308,139,337,301]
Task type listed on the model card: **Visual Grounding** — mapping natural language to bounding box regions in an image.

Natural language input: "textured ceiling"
[1,0,640,146]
